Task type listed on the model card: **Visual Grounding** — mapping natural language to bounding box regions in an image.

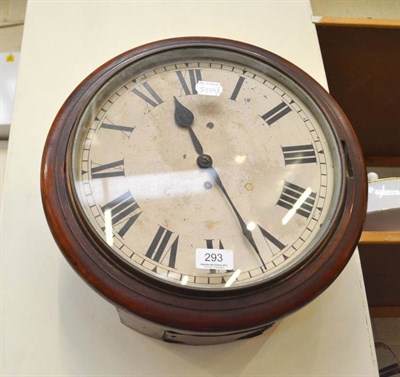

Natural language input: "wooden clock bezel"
[41,37,367,337]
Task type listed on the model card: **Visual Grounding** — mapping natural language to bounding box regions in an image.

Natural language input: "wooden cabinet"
[359,232,400,316]
[315,17,400,315]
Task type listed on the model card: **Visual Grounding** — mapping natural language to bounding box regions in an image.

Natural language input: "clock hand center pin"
[173,96,267,269]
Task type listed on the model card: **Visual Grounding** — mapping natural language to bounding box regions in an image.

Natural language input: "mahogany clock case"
[41,37,367,342]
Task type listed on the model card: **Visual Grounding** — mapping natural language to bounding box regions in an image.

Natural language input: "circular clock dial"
[70,47,342,290]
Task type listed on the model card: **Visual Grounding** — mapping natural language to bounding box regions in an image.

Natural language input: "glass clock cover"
[42,38,366,343]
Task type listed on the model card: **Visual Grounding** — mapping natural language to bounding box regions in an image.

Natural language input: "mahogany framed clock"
[41,37,367,345]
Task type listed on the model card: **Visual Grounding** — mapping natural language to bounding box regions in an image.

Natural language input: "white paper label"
[195,80,223,96]
[196,248,234,270]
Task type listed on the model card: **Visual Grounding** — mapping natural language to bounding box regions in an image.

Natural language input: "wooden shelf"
[369,306,400,318]
[360,231,400,244]
[313,16,400,29]
[315,17,400,166]
[359,231,400,315]
[315,17,400,314]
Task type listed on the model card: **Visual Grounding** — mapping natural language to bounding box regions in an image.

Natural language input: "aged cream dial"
[71,50,339,289]
[42,38,366,344]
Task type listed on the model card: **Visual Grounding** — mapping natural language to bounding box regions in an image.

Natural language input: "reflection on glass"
[104,209,113,246]
[281,187,312,225]
[235,155,247,164]
[125,170,209,201]
[246,221,256,231]
[225,269,241,288]
[181,275,189,286]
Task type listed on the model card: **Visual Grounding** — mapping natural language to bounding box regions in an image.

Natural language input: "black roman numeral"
[101,191,142,237]
[100,122,134,136]
[206,239,223,274]
[230,76,245,101]
[282,144,317,165]
[145,226,179,268]
[91,159,125,179]
[205,239,224,250]
[205,239,233,277]
[277,181,316,219]
[261,102,292,125]
[176,69,202,95]
[132,82,163,108]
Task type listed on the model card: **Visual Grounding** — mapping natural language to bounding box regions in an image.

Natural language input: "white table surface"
[1,1,378,375]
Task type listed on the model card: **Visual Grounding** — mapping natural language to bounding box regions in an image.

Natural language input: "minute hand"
[207,167,267,269]
[173,97,266,268]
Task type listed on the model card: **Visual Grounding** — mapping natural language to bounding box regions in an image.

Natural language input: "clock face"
[42,38,367,342]
[69,46,342,290]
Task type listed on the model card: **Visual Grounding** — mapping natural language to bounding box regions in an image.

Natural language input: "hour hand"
[174,96,194,128]
[173,97,204,156]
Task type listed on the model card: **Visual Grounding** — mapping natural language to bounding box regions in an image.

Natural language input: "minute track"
[72,50,338,290]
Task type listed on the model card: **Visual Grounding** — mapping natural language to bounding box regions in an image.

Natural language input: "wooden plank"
[313,16,400,29]
[316,24,400,162]
[369,306,400,317]
[360,231,400,244]
[366,156,400,167]
[359,242,400,307]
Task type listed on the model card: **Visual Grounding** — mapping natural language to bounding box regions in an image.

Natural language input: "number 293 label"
[196,248,234,270]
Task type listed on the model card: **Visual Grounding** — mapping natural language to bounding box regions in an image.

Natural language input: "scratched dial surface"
[71,47,342,289]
